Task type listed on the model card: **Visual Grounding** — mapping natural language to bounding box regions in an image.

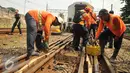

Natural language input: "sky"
[0,0,125,15]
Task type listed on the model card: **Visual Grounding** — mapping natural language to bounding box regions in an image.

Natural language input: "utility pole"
[111,4,113,10]
[102,0,104,8]
[24,0,27,14]
[109,4,114,14]
[46,3,48,11]
[89,0,92,4]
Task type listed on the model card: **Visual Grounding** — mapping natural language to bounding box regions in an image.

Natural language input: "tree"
[120,0,130,22]
[7,7,16,12]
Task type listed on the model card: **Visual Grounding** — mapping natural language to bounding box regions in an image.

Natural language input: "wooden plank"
[78,47,85,73]
[15,52,53,73]
[94,56,99,73]
[25,42,70,73]
[86,55,92,73]
[103,55,116,73]
[90,56,94,66]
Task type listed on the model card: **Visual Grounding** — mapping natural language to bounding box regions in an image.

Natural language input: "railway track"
[0,28,26,34]
[0,36,116,73]
[0,31,122,73]
[0,34,72,72]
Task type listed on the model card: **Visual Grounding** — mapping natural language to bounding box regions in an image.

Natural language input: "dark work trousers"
[104,26,113,48]
[108,36,113,48]
[25,13,37,56]
[98,28,124,59]
[89,24,97,39]
[11,19,22,34]
[72,24,89,50]
[35,31,45,51]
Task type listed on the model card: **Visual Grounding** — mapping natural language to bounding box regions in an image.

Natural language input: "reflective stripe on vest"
[38,10,42,30]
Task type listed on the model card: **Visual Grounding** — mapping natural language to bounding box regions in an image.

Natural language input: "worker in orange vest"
[96,9,126,62]
[85,7,97,39]
[104,10,115,48]
[84,7,91,29]
[25,10,64,60]
[72,10,89,51]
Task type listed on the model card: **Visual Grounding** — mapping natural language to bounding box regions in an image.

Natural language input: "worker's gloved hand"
[40,35,44,39]
[43,40,49,49]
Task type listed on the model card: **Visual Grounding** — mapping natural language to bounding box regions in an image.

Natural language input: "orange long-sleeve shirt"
[82,13,91,28]
[96,14,126,39]
[90,12,97,24]
[28,10,55,41]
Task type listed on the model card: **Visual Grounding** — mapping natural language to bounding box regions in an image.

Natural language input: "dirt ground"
[0,32,130,72]
[0,33,72,63]
[105,39,130,73]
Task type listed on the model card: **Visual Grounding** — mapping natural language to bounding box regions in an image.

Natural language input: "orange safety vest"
[82,12,91,28]
[90,12,97,24]
[96,14,126,39]
[28,10,55,41]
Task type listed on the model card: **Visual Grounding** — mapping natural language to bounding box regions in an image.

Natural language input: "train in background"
[66,1,94,32]
[0,2,94,34]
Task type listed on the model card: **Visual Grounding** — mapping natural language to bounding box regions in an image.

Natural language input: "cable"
[5,0,32,9]
[27,0,44,7]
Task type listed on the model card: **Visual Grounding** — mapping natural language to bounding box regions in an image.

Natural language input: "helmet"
[98,9,108,17]
[80,9,86,14]
[84,7,91,12]
[57,16,64,24]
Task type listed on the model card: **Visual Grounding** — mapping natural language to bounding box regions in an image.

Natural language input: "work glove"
[42,40,49,49]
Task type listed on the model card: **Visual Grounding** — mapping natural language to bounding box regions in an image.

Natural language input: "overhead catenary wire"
[5,0,45,10]
[5,0,33,9]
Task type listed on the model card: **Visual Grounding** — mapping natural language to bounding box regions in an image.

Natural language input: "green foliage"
[120,0,130,23]
[125,27,130,33]
[7,7,16,12]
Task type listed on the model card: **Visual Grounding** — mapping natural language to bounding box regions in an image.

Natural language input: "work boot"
[19,34,22,36]
[74,47,80,51]
[31,51,40,56]
[110,57,116,63]
[25,51,39,60]
[8,33,13,35]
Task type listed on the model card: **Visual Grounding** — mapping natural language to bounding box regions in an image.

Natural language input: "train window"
[74,4,87,15]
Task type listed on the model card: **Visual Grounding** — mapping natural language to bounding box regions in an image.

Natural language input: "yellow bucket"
[86,45,101,56]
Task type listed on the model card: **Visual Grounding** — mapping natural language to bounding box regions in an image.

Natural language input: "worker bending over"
[84,7,97,39]
[25,10,63,60]
[96,9,126,62]
[72,10,90,51]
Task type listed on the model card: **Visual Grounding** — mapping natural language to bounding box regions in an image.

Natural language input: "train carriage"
[67,1,94,32]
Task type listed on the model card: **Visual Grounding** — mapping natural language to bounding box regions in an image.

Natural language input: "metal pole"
[111,4,113,11]
[102,0,104,8]
[46,3,48,11]
[24,0,27,14]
